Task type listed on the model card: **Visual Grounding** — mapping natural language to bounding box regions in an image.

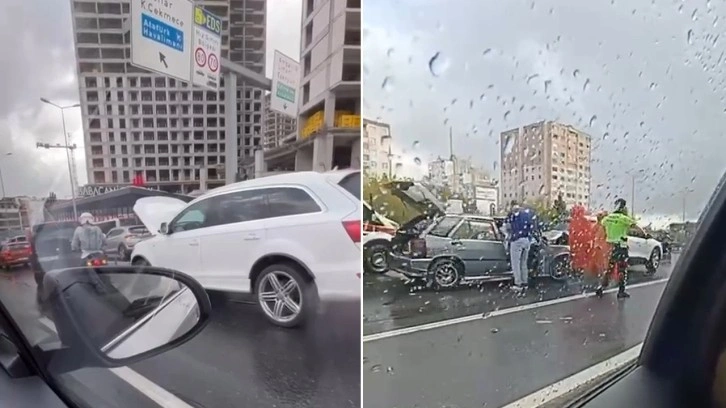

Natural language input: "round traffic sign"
[195,47,206,67]
[208,53,219,72]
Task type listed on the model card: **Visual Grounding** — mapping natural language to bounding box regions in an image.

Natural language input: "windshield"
[0,0,361,407]
[362,0,705,406]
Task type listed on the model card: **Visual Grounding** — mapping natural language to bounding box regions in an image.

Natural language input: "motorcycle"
[82,251,108,267]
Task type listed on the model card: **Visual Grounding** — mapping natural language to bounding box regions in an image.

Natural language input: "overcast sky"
[364,0,726,223]
[0,0,301,199]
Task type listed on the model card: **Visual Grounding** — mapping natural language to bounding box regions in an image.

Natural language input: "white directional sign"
[270,51,301,118]
[131,0,193,82]
[191,7,222,90]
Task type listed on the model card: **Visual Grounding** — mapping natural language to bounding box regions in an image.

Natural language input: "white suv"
[131,170,361,327]
[626,224,663,274]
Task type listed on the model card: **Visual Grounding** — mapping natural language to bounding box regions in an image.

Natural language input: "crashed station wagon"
[386,181,570,290]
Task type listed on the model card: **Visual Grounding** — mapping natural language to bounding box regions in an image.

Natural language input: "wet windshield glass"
[362,0,708,406]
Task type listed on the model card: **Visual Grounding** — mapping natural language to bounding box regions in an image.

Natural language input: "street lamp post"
[0,153,12,198]
[629,170,646,215]
[40,98,80,221]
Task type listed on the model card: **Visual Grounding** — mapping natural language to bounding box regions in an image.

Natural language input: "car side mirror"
[36,266,211,374]
[645,233,652,239]
[159,222,169,235]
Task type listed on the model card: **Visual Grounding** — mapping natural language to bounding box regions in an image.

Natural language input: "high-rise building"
[362,118,391,177]
[70,0,266,194]
[263,93,297,150]
[500,121,592,208]
[295,0,361,171]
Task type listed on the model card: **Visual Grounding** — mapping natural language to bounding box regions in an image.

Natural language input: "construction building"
[70,0,266,193]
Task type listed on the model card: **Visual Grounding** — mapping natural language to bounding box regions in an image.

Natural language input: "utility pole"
[39,98,80,220]
[449,127,453,160]
[631,174,635,215]
[36,142,78,221]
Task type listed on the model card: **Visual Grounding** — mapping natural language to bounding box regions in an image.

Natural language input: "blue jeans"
[510,237,532,286]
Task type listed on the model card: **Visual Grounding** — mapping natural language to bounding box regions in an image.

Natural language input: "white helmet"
[79,212,94,225]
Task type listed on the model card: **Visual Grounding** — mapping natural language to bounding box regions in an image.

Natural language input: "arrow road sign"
[130,0,193,81]
[270,51,300,118]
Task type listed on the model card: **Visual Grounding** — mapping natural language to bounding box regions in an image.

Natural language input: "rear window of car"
[337,172,361,200]
[128,226,149,235]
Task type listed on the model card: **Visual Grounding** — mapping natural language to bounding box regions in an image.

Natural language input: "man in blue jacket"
[506,200,537,295]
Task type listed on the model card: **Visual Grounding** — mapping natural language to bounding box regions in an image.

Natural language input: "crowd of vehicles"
[365,181,666,290]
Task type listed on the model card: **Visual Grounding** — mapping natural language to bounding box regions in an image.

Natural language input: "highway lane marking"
[363,277,669,342]
[39,317,194,408]
[501,342,643,408]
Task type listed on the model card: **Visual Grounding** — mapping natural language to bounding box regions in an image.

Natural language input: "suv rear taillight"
[342,220,361,243]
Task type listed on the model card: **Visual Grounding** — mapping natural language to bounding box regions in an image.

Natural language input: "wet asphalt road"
[0,266,360,408]
[363,256,677,408]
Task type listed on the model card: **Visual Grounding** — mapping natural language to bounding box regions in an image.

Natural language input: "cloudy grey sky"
[0,0,301,199]
[364,0,726,223]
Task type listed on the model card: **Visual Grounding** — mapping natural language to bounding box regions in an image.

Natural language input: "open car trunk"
[385,181,447,255]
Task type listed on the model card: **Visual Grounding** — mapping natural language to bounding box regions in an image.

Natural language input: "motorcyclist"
[595,198,636,299]
[71,212,107,264]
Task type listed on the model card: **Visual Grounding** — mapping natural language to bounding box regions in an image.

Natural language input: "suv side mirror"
[37,266,211,374]
[159,222,169,235]
[645,233,653,240]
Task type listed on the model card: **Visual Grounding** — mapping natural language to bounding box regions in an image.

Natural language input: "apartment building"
[500,121,592,208]
[295,0,361,171]
[362,118,391,177]
[263,93,297,150]
[70,0,266,194]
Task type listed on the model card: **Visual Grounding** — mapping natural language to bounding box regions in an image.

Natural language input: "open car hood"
[133,197,187,234]
[385,181,446,218]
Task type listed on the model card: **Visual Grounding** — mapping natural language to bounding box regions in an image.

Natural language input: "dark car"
[29,221,81,305]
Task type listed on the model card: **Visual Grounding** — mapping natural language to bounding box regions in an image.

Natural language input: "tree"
[552,193,568,222]
[525,197,557,225]
[363,173,416,225]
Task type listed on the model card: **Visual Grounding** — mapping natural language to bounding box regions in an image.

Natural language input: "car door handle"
[451,240,466,250]
[189,240,199,247]
[244,234,260,241]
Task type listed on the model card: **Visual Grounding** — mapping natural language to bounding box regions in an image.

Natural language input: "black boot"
[595,286,604,298]
[617,290,630,299]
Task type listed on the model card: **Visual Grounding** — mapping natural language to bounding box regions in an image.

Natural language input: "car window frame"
[169,198,213,233]
[212,185,325,227]
[450,220,473,240]
[629,225,646,239]
[263,186,323,219]
[336,171,361,200]
[467,220,500,241]
[428,216,464,238]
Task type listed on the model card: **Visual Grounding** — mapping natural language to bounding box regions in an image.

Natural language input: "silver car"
[104,225,151,261]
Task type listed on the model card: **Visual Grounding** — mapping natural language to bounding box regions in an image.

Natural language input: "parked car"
[131,170,361,328]
[363,201,399,274]
[103,225,151,261]
[0,243,31,269]
[544,220,663,274]
[385,181,566,289]
[3,235,28,245]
